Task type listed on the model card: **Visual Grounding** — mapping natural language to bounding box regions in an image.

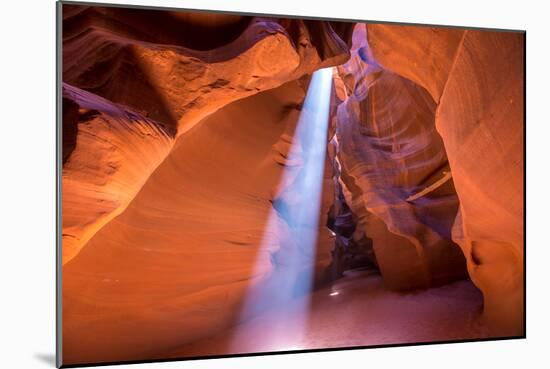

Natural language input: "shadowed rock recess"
[61,4,524,365]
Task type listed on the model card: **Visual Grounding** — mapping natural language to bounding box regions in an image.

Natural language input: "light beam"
[230,68,333,353]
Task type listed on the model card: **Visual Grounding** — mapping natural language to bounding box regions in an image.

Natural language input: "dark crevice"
[325,171,379,281]
[63,4,253,51]
[61,97,80,164]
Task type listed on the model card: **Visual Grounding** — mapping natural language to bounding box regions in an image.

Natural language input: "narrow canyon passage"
[61,5,524,365]
[63,68,489,362]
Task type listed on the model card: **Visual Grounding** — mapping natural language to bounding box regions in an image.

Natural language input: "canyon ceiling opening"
[57,1,526,367]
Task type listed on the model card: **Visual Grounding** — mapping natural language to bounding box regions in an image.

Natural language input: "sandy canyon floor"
[167,270,489,358]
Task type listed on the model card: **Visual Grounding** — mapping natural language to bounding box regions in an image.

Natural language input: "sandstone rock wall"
[434,30,525,336]
[63,79,341,364]
[334,24,467,292]
[61,4,352,264]
[363,24,524,335]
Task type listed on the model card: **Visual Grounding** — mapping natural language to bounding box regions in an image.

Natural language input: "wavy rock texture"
[335,24,467,291]
[366,24,525,335]
[63,80,337,364]
[62,84,174,263]
[436,31,525,336]
[61,4,524,363]
[366,24,464,103]
[61,4,352,264]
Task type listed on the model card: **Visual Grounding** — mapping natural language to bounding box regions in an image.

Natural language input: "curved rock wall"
[435,31,525,336]
[366,24,525,335]
[366,24,464,103]
[61,85,173,263]
[63,79,339,364]
[61,4,352,264]
[334,24,467,292]
[61,4,524,362]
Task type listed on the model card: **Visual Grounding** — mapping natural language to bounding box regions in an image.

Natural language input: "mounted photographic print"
[57,1,526,367]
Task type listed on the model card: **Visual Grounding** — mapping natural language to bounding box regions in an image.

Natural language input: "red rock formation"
[366,24,464,103]
[365,24,525,335]
[63,79,340,364]
[61,4,352,264]
[334,24,467,291]
[435,31,525,336]
[62,84,174,263]
[60,4,524,364]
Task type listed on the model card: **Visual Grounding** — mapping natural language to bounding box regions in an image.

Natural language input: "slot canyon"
[60,4,524,365]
